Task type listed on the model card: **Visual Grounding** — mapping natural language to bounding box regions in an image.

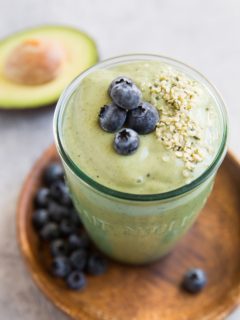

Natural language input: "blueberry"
[32,209,49,230]
[69,209,82,227]
[182,268,207,294]
[34,188,50,208]
[126,101,159,134]
[86,253,108,275]
[59,219,76,237]
[66,271,86,290]
[70,249,87,271]
[43,163,64,186]
[108,76,133,95]
[78,233,90,249]
[67,234,82,251]
[40,222,59,241]
[113,128,139,155]
[50,181,72,207]
[50,239,68,257]
[109,76,141,110]
[98,103,127,133]
[52,256,71,278]
[48,200,68,222]
[67,234,89,252]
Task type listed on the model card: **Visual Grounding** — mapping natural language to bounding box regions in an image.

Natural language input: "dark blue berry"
[108,76,132,95]
[34,188,50,208]
[43,163,64,186]
[50,181,72,207]
[70,249,87,271]
[78,233,90,249]
[50,239,68,257]
[52,256,71,278]
[67,234,89,252]
[109,76,141,110]
[40,222,59,241]
[126,101,159,134]
[182,268,207,294]
[69,209,82,227]
[48,200,68,222]
[66,271,86,290]
[59,219,76,237]
[67,234,82,252]
[113,128,139,155]
[32,209,49,230]
[98,103,127,133]
[86,253,108,275]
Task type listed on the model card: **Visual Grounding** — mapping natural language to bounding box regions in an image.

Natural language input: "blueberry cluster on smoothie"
[98,76,159,155]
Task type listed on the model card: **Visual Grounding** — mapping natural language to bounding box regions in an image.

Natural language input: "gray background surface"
[0,0,239,319]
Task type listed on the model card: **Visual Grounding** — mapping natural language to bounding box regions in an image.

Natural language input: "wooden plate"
[17,145,240,320]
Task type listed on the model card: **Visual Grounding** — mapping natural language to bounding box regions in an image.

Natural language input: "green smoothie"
[62,61,221,194]
[55,55,228,264]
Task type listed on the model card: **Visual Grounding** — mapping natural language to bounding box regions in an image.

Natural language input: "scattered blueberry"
[33,162,108,290]
[34,188,50,208]
[67,234,82,251]
[126,102,159,134]
[66,271,86,290]
[59,219,75,237]
[50,239,68,257]
[67,233,89,252]
[43,163,64,186]
[52,256,71,278]
[40,222,59,241]
[77,233,90,249]
[86,253,108,275]
[98,103,127,133]
[69,209,82,227]
[48,200,68,223]
[109,76,141,110]
[182,268,207,294]
[70,249,87,271]
[32,209,49,230]
[113,128,139,155]
[50,181,72,207]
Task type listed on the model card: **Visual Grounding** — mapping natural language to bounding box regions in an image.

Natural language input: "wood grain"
[17,145,240,320]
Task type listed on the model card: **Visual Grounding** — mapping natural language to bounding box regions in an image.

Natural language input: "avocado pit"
[4,38,65,85]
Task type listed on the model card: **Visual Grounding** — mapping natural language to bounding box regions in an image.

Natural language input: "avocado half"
[0,25,98,109]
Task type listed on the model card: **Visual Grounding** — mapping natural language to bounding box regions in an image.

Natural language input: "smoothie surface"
[62,61,221,194]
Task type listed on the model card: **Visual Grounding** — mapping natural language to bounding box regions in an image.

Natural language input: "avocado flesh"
[0,25,98,109]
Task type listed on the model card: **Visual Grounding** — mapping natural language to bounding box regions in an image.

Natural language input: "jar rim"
[53,54,228,202]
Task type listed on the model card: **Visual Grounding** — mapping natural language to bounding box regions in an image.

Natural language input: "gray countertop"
[0,0,240,319]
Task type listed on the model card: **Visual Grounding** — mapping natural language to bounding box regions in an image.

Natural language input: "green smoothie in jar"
[54,55,228,264]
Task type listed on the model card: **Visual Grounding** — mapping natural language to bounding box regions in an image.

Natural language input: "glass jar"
[54,54,228,264]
